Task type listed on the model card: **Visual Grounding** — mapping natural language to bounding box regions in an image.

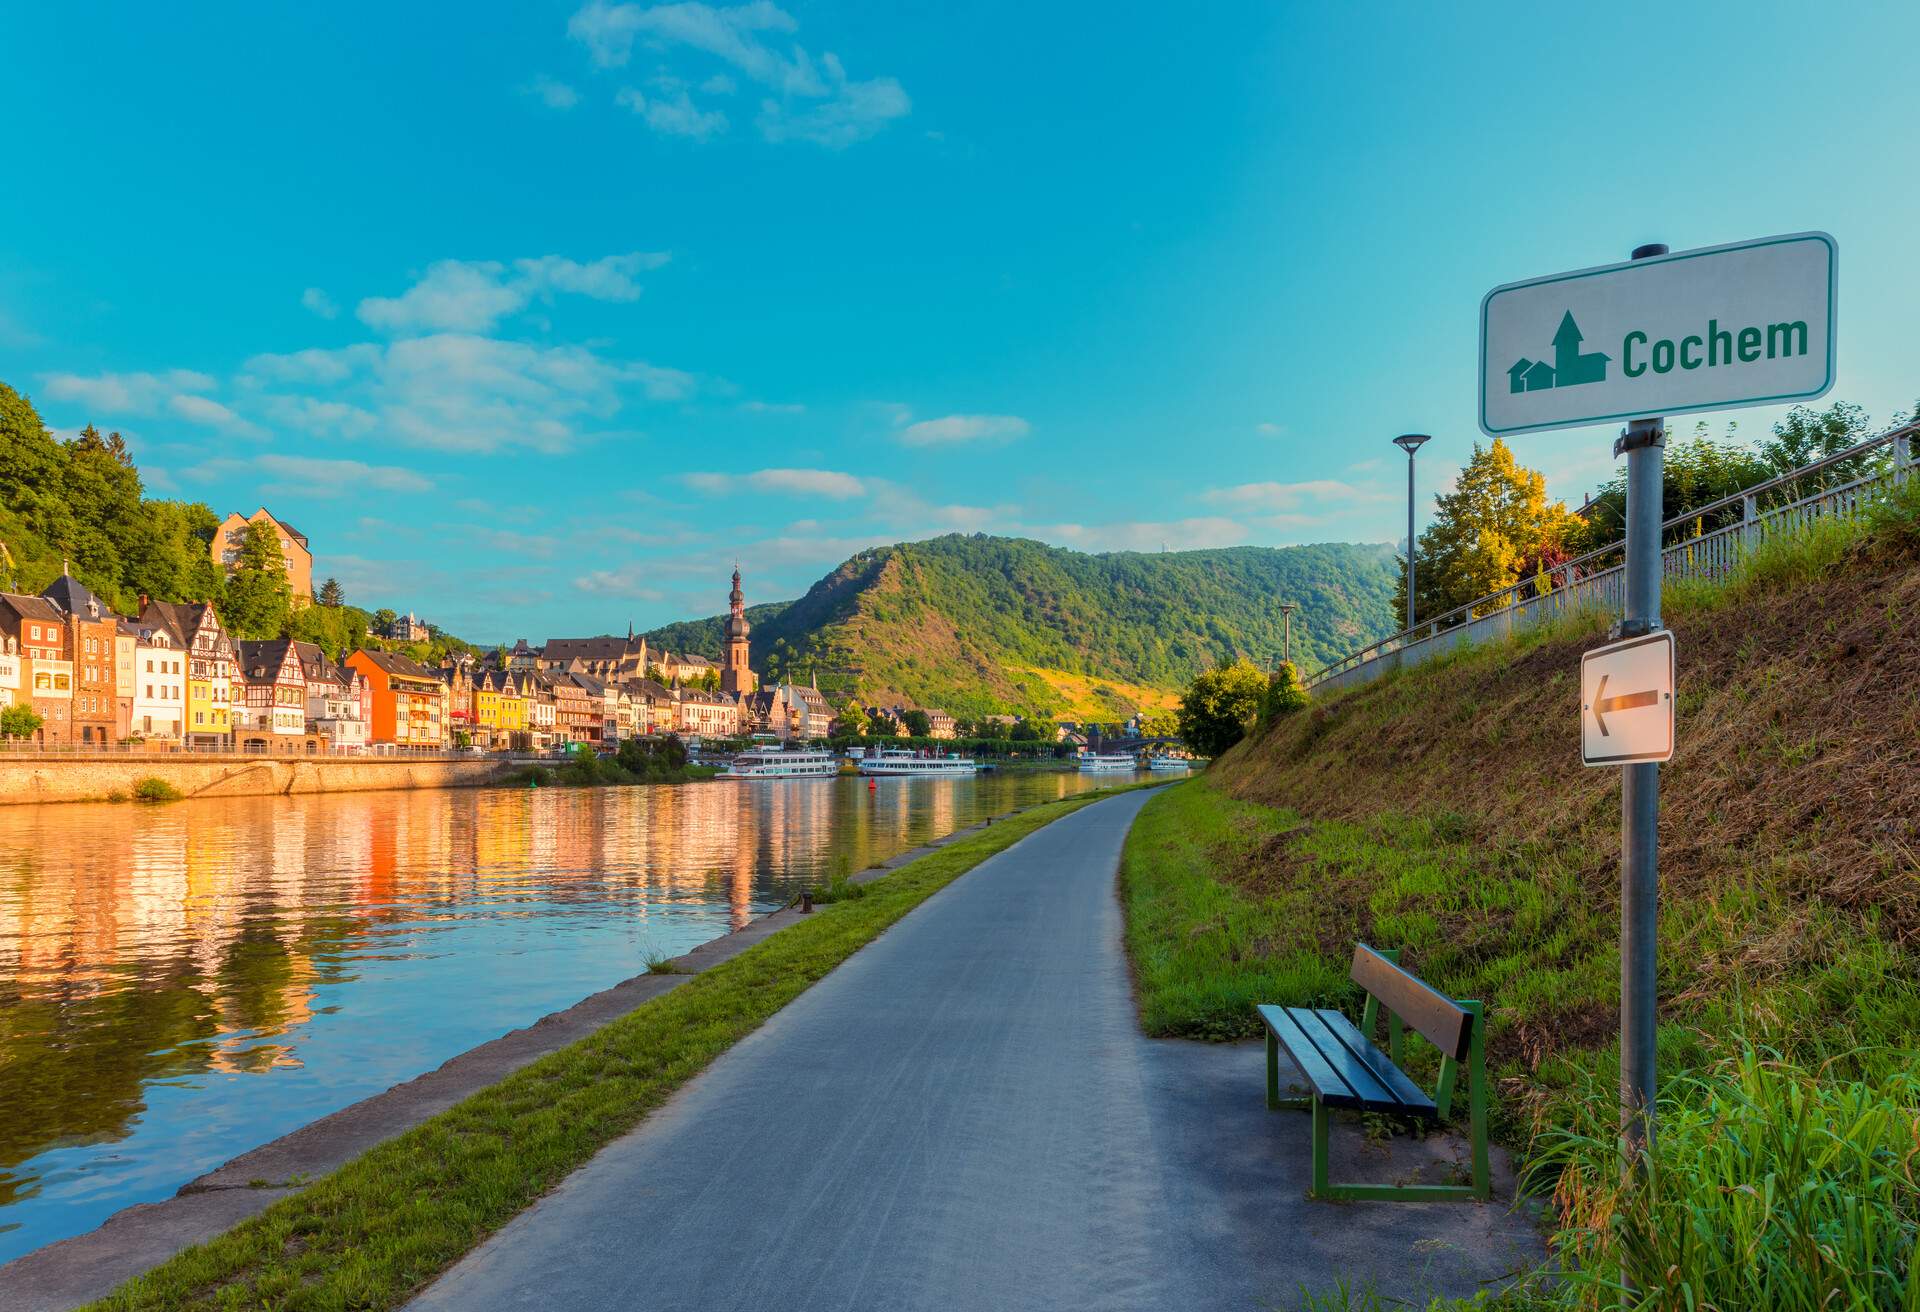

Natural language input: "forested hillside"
[650,535,1400,719]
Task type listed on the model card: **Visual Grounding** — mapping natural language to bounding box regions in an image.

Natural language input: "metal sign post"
[1615,241,1666,1162]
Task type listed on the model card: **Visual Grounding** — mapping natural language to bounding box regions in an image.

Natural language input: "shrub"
[133,776,183,802]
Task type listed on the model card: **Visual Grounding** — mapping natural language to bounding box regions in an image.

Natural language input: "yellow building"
[473,670,530,747]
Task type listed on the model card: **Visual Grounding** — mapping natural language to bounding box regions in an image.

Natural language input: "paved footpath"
[411,790,1544,1312]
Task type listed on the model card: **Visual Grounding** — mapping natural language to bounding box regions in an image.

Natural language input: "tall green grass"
[1527,1046,1919,1311]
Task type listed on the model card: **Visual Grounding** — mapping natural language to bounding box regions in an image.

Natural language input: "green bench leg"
[1310,1098,1331,1197]
[1266,1032,1279,1109]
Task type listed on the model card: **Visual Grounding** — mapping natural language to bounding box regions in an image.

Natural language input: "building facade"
[0,594,71,745]
[344,649,446,748]
[45,576,118,745]
[234,639,309,749]
[127,618,186,741]
[213,507,314,603]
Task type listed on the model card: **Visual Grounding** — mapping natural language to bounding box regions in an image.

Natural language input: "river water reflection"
[0,770,1129,1261]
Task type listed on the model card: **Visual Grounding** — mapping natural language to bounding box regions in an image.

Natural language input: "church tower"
[721,565,755,695]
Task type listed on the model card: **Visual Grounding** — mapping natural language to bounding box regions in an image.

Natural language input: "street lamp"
[1277,602,1297,667]
[1392,434,1431,631]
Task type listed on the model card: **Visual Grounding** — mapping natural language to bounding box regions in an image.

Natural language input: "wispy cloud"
[1034,516,1250,553]
[521,74,581,109]
[189,453,435,498]
[41,368,216,414]
[685,467,867,498]
[301,287,339,319]
[357,252,670,335]
[1199,479,1381,510]
[1255,421,1286,437]
[897,413,1029,447]
[168,394,266,438]
[740,399,804,414]
[616,84,728,139]
[567,1,909,147]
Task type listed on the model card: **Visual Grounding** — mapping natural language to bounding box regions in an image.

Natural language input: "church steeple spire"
[720,562,755,696]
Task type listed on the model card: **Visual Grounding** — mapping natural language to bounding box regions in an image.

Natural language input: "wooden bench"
[1258,944,1489,1202]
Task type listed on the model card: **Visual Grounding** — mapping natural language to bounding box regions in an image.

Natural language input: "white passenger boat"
[720,746,839,778]
[856,747,979,777]
[1077,752,1138,773]
[1148,756,1193,773]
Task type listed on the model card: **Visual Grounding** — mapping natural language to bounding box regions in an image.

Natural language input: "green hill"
[646,535,1400,720]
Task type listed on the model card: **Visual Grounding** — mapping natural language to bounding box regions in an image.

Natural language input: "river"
[0,770,1134,1263]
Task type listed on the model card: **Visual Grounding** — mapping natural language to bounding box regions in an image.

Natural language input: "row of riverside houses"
[0,565,843,754]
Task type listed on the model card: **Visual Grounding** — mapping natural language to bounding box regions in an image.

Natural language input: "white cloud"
[356,252,669,335]
[897,413,1029,447]
[1255,421,1286,437]
[241,332,694,455]
[168,393,266,438]
[190,454,434,498]
[574,567,666,600]
[686,467,867,499]
[1035,516,1250,553]
[1200,479,1380,510]
[615,85,729,140]
[740,399,804,414]
[522,74,581,109]
[41,368,217,414]
[301,287,339,319]
[568,1,908,147]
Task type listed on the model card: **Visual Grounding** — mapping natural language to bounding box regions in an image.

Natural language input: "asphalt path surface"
[410,788,1542,1311]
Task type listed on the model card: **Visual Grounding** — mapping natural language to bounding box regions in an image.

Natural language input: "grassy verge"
[1123,493,1920,1308]
[87,785,1141,1311]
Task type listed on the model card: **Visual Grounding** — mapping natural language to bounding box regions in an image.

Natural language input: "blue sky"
[3,2,1915,642]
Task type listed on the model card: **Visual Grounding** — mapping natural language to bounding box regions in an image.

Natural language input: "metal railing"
[1307,420,1918,694]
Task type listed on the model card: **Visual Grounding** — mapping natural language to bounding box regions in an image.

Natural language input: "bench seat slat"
[1314,1009,1437,1118]
[1257,1004,1362,1106]
[1259,1005,1404,1112]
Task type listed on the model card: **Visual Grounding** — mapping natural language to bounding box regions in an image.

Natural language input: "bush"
[1263,661,1309,724]
[133,776,183,802]
[1176,660,1268,757]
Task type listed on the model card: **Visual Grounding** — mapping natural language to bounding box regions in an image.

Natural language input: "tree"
[372,608,398,635]
[1141,710,1178,739]
[867,707,901,737]
[1008,718,1045,742]
[902,709,932,737]
[318,577,345,607]
[1177,660,1267,757]
[220,520,293,638]
[1263,661,1308,723]
[1398,438,1579,623]
[1,704,44,739]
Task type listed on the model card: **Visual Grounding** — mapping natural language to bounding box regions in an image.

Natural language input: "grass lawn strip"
[87,785,1144,1312]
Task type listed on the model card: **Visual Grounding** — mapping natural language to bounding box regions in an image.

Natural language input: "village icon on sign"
[1506,311,1610,393]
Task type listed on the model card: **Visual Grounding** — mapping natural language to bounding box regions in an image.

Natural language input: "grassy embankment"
[86,784,1144,1312]
[1123,482,1920,1309]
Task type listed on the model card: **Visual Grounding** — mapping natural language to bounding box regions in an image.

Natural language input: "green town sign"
[1480,232,1836,437]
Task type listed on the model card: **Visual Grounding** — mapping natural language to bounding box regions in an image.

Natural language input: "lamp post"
[1392,433,1432,631]
[1278,602,1297,667]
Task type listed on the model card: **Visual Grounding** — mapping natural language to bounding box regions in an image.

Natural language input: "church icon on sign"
[1507,311,1610,393]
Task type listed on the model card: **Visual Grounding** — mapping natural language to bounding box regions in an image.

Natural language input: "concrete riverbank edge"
[0,790,1142,1312]
[0,755,513,805]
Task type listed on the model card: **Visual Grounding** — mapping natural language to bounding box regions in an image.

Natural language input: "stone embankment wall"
[0,756,512,805]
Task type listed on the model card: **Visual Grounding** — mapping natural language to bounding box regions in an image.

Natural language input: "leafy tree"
[1177,660,1267,757]
[0,383,77,568]
[220,520,293,638]
[1,704,44,739]
[1263,661,1308,723]
[1008,718,1046,742]
[372,608,398,634]
[1399,438,1579,623]
[318,577,345,607]
[902,709,932,736]
[1141,710,1178,738]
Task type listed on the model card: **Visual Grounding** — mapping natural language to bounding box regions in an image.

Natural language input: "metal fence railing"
[1306,420,1918,695]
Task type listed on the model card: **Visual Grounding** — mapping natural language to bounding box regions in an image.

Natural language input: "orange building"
[344,649,445,747]
[212,507,314,603]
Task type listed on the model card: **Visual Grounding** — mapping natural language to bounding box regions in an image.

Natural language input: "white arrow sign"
[1580,631,1675,767]
[1481,232,1836,437]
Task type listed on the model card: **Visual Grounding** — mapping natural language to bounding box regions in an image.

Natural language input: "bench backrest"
[1350,943,1473,1061]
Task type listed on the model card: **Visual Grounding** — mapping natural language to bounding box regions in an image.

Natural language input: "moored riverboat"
[856,747,979,777]
[720,746,839,778]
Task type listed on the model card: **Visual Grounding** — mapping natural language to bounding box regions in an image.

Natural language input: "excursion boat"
[856,747,979,777]
[720,746,839,779]
[1148,756,1194,773]
[1077,752,1138,774]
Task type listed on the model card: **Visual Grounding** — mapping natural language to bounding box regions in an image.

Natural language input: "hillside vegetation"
[1122,489,1920,1308]
[648,535,1399,719]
